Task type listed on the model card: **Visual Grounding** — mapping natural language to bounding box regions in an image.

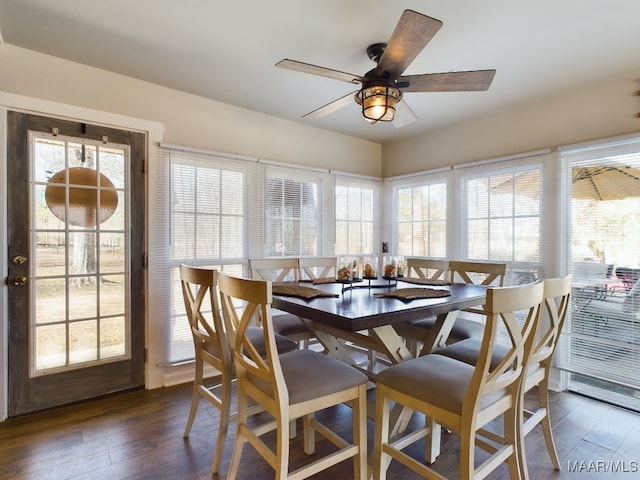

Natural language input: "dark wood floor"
[1,382,639,480]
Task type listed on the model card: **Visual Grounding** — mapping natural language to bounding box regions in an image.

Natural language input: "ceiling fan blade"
[393,100,418,128]
[375,10,443,79]
[400,70,496,92]
[302,91,357,120]
[276,59,364,84]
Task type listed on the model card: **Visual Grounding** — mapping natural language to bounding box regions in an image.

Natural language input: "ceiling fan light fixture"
[355,82,402,124]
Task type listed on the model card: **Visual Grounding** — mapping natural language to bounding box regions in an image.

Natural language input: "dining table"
[271,277,488,436]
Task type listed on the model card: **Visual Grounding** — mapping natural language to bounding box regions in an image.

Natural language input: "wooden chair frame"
[405,257,450,282]
[248,258,314,346]
[373,281,544,480]
[218,273,368,480]
[179,265,233,475]
[298,256,337,282]
[432,275,572,478]
[520,274,572,475]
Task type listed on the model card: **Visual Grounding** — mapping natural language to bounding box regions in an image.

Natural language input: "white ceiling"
[1,0,639,144]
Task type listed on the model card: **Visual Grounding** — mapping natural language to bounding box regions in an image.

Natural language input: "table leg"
[418,310,460,356]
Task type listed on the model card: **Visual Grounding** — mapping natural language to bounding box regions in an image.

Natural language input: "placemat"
[399,277,451,286]
[311,277,336,285]
[373,287,451,301]
[272,284,339,299]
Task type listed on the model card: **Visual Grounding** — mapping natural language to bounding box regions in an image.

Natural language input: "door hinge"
[144,348,148,363]
[143,253,148,269]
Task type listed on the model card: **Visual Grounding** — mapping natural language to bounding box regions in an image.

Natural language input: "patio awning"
[572,166,640,201]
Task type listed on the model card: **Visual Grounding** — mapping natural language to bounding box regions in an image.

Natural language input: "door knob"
[11,276,27,286]
[12,255,27,264]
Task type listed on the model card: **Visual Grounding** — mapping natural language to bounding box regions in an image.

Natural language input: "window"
[396,181,447,258]
[556,134,640,409]
[171,161,245,261]
[153,151,335,365]
[335,175,380,256]
[463,168,541,263]
[263,165,325,257]
[157,149,249,365]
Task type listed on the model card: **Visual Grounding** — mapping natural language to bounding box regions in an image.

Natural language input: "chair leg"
[183,362,203,437]
[538,378,561,470]
[227,386,249,480]
[424,417,441,464]
[211,372,232,474]
[354,384,367,480]
[303,413,315,455]
[373,387,392,480]
[276,414,291,480]
[503,405,522,480]
[459,426,475,480]
[183,388,200,438]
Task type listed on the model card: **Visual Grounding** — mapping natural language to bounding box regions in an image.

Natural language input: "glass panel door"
[7,112,145,416]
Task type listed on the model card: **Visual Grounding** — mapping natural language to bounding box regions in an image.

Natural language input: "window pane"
[489,218,513,260]
[431,221,447,257]
[197,169,220,214]
[101,316,126,358]
[397,182,446,257]
[468,219,488,259]
[335,181,377,256]
[465,168,541,263]
[171,157,245,261]
[467,178,488,219]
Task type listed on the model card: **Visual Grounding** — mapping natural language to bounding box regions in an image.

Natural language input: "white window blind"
[154,148,250,365]
[392,173,448,258]
[258,164,329,257]
[458,155,554,285]
[555,134,640,395]
[335,174,381,256]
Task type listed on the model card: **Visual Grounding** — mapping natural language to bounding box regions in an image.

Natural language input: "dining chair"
[434,274,572,478]
[217,272,369,480]
[298,256,337,282]
[449,259,507,297]
[404,257,449,282]
[248,258,315,347]
[179,265,297,475]
[372,280,544,480]
[394,259,499,355]
[179,265,233,475]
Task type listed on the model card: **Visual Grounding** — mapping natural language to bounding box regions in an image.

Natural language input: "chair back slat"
[249,258,299,283]
[218,273,288,407]
[467,281,544,405]
[532,274,572,365]
[299,257,337,281]
[449,260,507,286]
[405,258,449,281]
[179,265,230,370]
[449,261,507,317]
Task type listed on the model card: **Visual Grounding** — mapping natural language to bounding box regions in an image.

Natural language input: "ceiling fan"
[276,9,496,127]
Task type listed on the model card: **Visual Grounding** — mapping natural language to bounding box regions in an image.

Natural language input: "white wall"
[0,45,381,176]
[382,70,640,177]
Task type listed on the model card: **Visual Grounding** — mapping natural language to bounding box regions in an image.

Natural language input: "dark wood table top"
[271,280,487,332]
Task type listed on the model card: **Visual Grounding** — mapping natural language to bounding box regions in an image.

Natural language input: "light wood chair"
[179,265,297,475]
[248,258,314,346]
[435,274,572,477]
[449,259,507,290]
[404,257,449,282]
[372,280,544,480]
[298,256,337,282]
[179,265,232,475]
[217,272,369,480]
[394,259,496,355]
